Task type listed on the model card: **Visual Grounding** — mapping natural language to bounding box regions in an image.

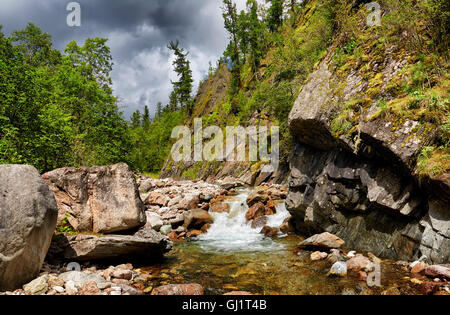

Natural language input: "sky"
[0,0,248,118]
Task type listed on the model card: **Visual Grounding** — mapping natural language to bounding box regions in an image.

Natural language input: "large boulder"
[58,229,172,261]
[42,163,146,234]
[0,165,58,291]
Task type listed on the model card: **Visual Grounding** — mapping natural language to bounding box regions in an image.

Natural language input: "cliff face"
[286,1,449,263]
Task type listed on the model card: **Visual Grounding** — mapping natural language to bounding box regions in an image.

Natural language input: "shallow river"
[142,189,423,295]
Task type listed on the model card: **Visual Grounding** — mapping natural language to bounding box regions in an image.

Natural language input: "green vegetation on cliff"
[0,0,448,178]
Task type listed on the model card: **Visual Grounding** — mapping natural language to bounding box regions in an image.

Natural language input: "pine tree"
[168,41,194,115]
[246,0,265,72]
[222,0,242,95]
[142,105,151,130]
[130,110,141,129]
[267,0,284,32]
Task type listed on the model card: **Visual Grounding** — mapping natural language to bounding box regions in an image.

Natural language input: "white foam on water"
[196,190,290,253]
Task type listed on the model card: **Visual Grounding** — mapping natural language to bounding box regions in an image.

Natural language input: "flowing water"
[142,189,423,295]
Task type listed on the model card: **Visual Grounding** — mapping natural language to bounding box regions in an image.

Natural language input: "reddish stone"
[187,230,203,238]
[151,284,204,295]
[411,262,427,274]
[78,281,100,295]
[425,265,450,280]
[210,202,230,213]
[245,202,266,221]
[422,282,440,295]
[265,201,277,216]
[260,226,280,237]
[200,223,211,233]
[167,231,179,241]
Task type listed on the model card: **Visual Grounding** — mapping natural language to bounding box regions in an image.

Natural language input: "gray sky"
[0,0,247,118]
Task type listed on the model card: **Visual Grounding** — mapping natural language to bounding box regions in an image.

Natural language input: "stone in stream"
[329,262,348,277]
[210,202,231,214]
[151,283,204,295]
[424,265,450,280]
[299,232,345,249]
[280,217,295,234]
[265,201,277,216]
[251,216,268,229]
[183,209,214,229]
[42,163,146,234]
[311,251,328,261]
[346,254,372,272]
[245,202,266,221]
[0,165,58,292]
[260,226,280,237]
[246,193,270,208]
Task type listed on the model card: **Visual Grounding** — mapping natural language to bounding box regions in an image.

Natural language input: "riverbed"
[141,189,424,295]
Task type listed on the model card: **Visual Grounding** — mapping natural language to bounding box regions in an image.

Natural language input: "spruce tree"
[168,41,194,115]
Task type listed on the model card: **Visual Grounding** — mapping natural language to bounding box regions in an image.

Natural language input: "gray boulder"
[60,230,172,261]
[0,165,58,291]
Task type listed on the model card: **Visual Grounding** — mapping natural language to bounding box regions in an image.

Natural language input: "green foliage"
[127,110,184,173]
[0,25,130,172]
[168,41,194,114]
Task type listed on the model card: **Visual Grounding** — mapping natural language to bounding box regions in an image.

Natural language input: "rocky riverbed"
[1,164,449,295]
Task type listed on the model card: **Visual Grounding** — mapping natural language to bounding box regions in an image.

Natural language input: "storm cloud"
[0,0,247,118]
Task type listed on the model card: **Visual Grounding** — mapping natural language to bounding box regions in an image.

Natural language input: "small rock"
[411,262,427,274]
[424,265,450,280]
[310,251,328,261]
[65,280,78,295]
[112,269,133,280]
[260,226,279,237]
[299,232,345,249]
[78,281,100,295]
[329,262,347,277]
[346,254,372,272]
[187,230,203,238]
[347,251,356,258]
[23,275,49,295]
[160,225,173,235]
[53,286,65,293]
[245,202,266,221]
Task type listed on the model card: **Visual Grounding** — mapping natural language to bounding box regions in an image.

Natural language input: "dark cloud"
[0,0,247,118]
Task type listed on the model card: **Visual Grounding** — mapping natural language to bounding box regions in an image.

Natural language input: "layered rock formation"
[0,165,58,291]
[286,59,449,264]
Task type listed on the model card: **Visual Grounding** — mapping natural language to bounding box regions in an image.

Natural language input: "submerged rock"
[151,283,204,295]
